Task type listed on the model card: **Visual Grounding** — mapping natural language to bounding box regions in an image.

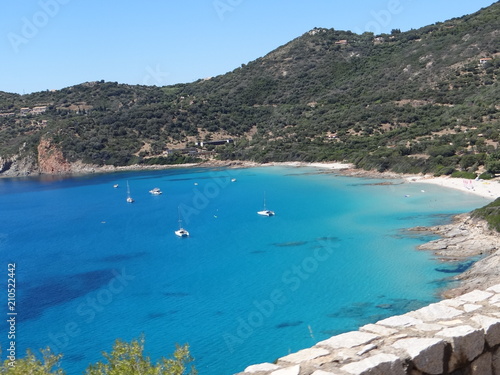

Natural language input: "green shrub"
[472,198,500,232]
[479,172,494,180]
[451,171,477,179]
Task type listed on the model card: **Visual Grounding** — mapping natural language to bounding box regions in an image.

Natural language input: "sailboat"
[126,181,134,203]
[257,192,275,216]
[174,207,189,237]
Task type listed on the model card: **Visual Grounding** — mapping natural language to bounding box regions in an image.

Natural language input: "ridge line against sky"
[1,0,497,95]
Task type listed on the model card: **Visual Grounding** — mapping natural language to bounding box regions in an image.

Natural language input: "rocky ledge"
[236,286,500,375]
[410,214,500,298]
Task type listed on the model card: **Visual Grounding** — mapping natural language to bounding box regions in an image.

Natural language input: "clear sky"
[1,0,497,94]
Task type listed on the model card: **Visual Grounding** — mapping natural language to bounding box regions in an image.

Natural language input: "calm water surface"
[0,166,490,374]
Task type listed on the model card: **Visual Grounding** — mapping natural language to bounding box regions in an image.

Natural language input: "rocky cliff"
[411,214,500,298]
[0,154,38,177]
[0,138,101,177]
[36,137,72,174]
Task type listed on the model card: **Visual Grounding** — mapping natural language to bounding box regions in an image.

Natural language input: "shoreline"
[3,158,499,202]
[408,212,500,298]
[4,159,499,298]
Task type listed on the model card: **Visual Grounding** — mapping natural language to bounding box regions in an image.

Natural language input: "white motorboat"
[149,187,162,195]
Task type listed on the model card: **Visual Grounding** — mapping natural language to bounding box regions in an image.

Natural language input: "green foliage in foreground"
[0,348,64,375]
[1,337,196,375]
[472,197,500,232]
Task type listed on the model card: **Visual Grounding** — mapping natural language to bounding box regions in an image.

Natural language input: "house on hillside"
[335,40,348,45]
[163,148,198,156]
[20,108,31,116]
[479,57,493,65]
[32,106,47,115]
[195,139,234,147]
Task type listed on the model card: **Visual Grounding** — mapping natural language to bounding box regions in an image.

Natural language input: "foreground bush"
[1,337,196,375]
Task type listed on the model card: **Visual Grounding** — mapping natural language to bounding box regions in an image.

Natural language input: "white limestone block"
[245,363,281,372]
[458,290,493,303]
[311,371,343,375]
[408,302,463,322]
[341,353,405,375]
[317,331,379,349]
[279,347,330,364]
[356,344,377,356]
[412,322,445,332]
[471,314,500,347]
[441,298,465,307]
[486,284,500,293]
[464,303,482,312]
[270,365,300,375]
[488,293,500,304]
[437,319,464,326]
[392,337,446,374]
[360,324,398,336]
[376,314,423,327]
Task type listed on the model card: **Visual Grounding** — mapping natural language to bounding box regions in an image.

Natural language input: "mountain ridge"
[0,1,499,176]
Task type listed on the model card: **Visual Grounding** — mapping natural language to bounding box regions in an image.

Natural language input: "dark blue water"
[0,166,490,374]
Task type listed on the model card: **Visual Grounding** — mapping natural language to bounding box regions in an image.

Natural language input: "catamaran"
[257,193,275,216]
[175,208,189,237]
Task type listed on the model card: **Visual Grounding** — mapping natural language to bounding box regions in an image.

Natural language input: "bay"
[0,166,490,374]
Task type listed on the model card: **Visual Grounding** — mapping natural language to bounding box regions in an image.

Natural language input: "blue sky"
[1,0,497,94]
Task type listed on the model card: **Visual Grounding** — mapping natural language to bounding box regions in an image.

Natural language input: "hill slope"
[1,2,499,176]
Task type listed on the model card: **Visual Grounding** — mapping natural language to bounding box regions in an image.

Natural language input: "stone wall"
[236,284,500,375]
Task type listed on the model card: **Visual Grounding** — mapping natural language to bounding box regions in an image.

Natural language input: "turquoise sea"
[0,166,490,374]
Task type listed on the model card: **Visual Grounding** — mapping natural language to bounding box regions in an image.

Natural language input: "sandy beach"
[405,175,500,200]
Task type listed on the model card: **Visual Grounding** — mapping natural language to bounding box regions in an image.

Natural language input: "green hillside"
[1,1,499,175]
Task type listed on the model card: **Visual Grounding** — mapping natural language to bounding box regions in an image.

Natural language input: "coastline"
[4,159,499,299]
[405,174,500,200]
[409,213,500,298]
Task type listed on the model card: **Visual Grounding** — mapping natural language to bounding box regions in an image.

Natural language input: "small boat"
[257,192,275,216]
[231,178,237,182]
[257,209,275,217]
[175,228,190,237]
[149,187,162,195]
[113,184,119,188]
[174,207,189,237]
[126,181,134,203]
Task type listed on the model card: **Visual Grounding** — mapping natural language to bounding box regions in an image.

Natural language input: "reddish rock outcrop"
[37,138,72,174]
